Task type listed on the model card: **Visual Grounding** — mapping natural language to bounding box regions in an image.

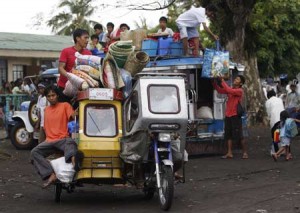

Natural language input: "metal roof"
[0,32,74,52]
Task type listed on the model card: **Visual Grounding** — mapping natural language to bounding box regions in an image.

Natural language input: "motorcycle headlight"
[158,133,171,142]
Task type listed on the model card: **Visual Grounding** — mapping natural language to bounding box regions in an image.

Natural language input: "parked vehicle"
[143,57,246,155]
[54,73,188,211]
[9,68,59,149]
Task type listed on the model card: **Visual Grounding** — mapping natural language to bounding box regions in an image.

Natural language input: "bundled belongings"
[108,41,134,68]
[124,51,150,76]
[75,52,102,70]
[63,73,89,97]
[72,69,99,88]
[75,65,100,80]
[102,55,125,89]
[120,69,132,98]
[120,29,147,51]
[202,41,230,78]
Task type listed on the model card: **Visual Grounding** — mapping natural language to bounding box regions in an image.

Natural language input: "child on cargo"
[157,16,174,37]
[88,34,103,55]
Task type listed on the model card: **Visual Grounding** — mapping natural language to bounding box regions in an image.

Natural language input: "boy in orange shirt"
[30,85,78,188]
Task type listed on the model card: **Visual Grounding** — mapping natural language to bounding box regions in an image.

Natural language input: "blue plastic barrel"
[170,42,183,56]
[158,37,173,55]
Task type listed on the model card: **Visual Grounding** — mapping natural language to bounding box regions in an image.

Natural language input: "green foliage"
[172,0,300,77]
[47,0,97,35]
[250,0,300,77]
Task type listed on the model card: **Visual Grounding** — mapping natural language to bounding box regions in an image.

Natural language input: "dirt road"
[1,127,300,213]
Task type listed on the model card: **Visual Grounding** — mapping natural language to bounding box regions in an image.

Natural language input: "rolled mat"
[124,51,150,76]
[101,54,125,89]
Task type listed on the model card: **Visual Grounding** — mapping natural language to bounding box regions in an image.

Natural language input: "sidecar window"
[125,91,139,132]
[148,85,180,114]
[85,105,117,137]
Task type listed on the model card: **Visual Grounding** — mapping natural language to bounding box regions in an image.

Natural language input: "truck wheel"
[10,122,34,150]
[28,100,38,127]
[158,165,174,211]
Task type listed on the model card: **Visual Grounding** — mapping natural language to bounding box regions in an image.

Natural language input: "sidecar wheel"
[54,183,62,203]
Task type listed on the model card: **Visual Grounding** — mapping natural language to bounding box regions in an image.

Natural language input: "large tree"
[250,0,300,77]
[47,0,97,35]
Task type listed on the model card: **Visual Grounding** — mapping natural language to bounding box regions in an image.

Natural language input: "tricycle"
[54,72,188,211]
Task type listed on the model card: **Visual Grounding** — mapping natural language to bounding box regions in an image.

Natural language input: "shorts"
[224,116,243,141]
[280,137,290,147]
[177,25,199,39]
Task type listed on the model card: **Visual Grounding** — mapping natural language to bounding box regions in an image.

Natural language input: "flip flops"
[221,155,233,159]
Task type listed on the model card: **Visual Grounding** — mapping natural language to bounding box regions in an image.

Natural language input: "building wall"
[0,50,61,82]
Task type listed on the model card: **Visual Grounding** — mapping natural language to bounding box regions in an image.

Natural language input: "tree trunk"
[225,1,265,125]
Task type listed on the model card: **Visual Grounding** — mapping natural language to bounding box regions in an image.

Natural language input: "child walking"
[272,110,295,161]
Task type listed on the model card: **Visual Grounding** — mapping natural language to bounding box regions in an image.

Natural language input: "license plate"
[89,88,113,100]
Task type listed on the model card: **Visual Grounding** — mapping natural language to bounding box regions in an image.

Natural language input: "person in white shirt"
[265,90,284,153]
[176,4,219,56]
[35,83,48,143]
[285,84,300,128]
[157,16,174,37]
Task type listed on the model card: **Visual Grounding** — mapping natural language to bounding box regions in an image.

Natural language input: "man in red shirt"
[30,85,78,188]
[57,28,92,102]
[213,75,248,159]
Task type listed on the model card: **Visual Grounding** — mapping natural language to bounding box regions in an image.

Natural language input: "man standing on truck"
[212,76,248,159]
[176,4,219,56]
[57,28,92,102]
[30,85,78,188]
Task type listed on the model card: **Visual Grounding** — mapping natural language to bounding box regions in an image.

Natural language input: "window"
[125,91,139,132]
[85,105,117,137]
[148,85,180,114]
[0,60,7,86]
[13,65,24,81]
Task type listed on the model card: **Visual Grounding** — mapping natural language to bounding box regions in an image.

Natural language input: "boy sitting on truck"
[157,16,174,37]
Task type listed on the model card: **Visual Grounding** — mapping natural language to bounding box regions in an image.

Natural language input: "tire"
[158,166,174,211]
[10,122,34,150]
[54,183,62,203]
[144,187,155,200]
[28,100,38,127]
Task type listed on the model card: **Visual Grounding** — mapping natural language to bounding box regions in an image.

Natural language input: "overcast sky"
[0,0,168,35]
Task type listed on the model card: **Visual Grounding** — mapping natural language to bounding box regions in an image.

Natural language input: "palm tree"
[47,0,97,35]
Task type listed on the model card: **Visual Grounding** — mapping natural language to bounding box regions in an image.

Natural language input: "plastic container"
[170,42,183,56]
[158,37,173,55]
[213,119,224,134]
[142,40,158,57]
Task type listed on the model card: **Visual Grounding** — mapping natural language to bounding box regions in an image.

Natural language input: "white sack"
[197,106,213,119]
[50,157,75,183]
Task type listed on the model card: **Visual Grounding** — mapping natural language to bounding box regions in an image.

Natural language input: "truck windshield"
[148,85,180,114]
[85,105,117,137]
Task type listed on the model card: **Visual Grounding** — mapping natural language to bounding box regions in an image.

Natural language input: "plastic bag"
[120,69,132,98]
[201,49,215,78]
[50,157,75,183]
[197,106,213,119]
[211,51,230,78]
[202,41,230,78]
